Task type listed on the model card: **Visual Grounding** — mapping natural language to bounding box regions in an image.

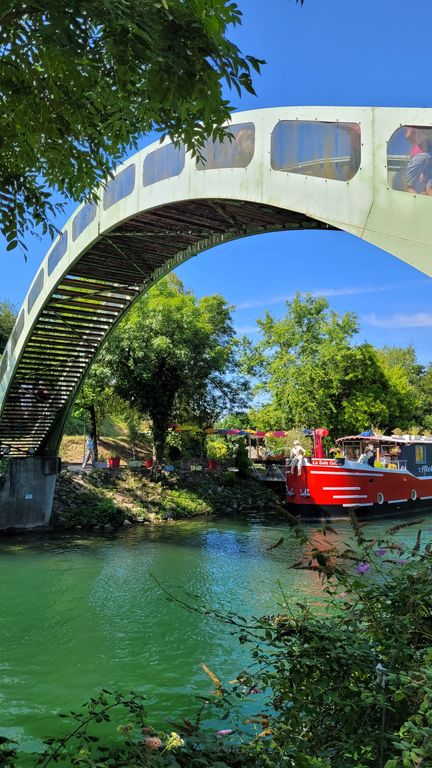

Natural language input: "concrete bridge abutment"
[0,457,59,530]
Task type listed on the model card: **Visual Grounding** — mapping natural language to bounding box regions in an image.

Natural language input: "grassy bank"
[52,467,287,529]
[60,434,152,465]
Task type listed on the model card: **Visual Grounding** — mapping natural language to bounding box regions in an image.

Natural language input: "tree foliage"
[0,0,265,250]
[69,354,117,458]
[103,275,240,464]
[0,300,16,354]
[243,293,418,437]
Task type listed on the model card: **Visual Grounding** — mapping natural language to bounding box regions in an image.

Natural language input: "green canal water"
[0,514,429,755]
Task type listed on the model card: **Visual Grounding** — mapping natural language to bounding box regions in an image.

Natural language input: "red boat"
[286,432,432,520]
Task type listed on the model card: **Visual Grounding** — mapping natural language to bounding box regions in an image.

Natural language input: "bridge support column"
[0,457,59,530]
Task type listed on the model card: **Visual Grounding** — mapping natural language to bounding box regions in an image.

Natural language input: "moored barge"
[286,433,432,520]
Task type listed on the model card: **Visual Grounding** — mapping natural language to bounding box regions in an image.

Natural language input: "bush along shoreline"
[51,468,287,530]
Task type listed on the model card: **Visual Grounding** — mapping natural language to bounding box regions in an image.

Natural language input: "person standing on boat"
[289,440,306,475]
[365,444,375,467]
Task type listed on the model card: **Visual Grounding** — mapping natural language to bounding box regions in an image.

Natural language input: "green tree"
[415,362,432,431]
[243,293,406,437]
[69,353,116,459]
[105,275,239,467]
[0,0,266,251]
[375,345,420,430]
[0,300,16,354]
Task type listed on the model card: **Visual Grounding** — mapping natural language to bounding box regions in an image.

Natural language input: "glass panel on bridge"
[388,126,432,196]
[0,350,8,383]
[48,232,68,275]
[10,310,25,353]
[103,165,136,209]
[143,142,185,186]
[28,269,44,313]
[72,203,97,240]
[197,123,255,170]
[271,120,361,181]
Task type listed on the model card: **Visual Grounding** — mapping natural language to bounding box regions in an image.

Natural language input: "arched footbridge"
[2,106,432,457]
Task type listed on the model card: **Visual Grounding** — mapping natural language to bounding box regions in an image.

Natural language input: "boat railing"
[379,458,407,470]
[252,463,286,482]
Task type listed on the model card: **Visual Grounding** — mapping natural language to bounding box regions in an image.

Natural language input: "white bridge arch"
[1,105,432,456]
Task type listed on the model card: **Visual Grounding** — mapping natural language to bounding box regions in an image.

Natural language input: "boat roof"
[336,434,432,445]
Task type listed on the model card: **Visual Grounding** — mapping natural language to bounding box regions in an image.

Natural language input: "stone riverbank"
[52,467,287,530]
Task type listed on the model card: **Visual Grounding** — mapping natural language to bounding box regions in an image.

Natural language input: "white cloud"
[236,296,292,310]
[313,285,393,298]
[234,325,260,335]
[235,283,401,310]
[364,312,432,329]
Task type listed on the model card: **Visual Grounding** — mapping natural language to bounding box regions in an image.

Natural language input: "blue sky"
[2,0,432,361]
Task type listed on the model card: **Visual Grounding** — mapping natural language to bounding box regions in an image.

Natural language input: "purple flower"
[398,559,409,565]
[217,729,234,737]
[375,548,387,557]
[356,562,371,575]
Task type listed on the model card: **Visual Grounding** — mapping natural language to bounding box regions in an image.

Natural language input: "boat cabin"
[336,434,432,477]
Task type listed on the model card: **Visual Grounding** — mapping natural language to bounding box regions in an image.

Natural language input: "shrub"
[207,437,229,460]
[55,494,124,530]
[234,439,250,477]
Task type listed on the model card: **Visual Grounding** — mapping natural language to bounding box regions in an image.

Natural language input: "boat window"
[271,120,361,181]
[196,123,255,170]
[415,445,426,464]
[388,126,432,195]
[341,441,361,460]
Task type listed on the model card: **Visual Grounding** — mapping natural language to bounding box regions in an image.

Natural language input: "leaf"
[200,662,222,695]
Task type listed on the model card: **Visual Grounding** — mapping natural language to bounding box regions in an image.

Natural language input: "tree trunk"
[88,404,99,461]
[150,418,167,480]
[201,433,207,459]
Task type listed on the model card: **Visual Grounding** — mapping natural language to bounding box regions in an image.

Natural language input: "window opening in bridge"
[72,203,97,240]
[48,232,68,275]
[103,165,136,209]
[0,350,8,383]
[143,142,185,186]
[197,123,255,170]
[388,126,432,196]
[10,310,25,353]
[28,269,44,313]
[271,120,361,181]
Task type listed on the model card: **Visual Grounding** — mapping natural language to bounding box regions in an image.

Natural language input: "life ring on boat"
[376,492,384,505]
[410,489,417,501]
